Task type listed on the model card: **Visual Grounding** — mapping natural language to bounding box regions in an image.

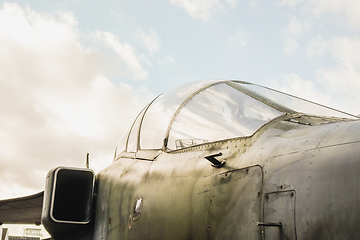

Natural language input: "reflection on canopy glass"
[117,79,355,156]
[140,80,219,149]
[167,83,282,150]
[238,82,358,119]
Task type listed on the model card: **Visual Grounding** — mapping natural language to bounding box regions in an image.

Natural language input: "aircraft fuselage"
[90,114,360,240]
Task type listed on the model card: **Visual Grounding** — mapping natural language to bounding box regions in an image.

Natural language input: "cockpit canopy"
[116,80,357,156]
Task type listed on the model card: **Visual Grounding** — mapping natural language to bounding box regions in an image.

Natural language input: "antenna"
[86,153,90,169]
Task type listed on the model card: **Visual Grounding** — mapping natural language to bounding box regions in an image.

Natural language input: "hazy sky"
[1,0,360,202]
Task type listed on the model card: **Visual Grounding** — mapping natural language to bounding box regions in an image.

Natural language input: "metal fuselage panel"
[95,151,214,240]
[94,144,264,240]
[250,120,360,239]
[93,119,360,240]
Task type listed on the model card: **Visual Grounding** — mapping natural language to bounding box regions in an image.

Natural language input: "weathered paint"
[90,113,360,240]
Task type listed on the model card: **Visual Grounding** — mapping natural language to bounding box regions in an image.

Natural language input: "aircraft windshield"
[116,80,357,156]
[120,80,283,153]
[139,80,219,150]
[167,83,282,150]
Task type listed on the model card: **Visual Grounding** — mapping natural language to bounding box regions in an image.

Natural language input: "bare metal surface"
[0,192,43,225]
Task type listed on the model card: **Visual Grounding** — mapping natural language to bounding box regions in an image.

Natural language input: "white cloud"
[270,1,360,114]
[0,3,153,198]
[271,74,329,105]
[158,55,175,65]
[279,35,360,115]
[308,36,360,100]
[311,0,360,29]
[276,0,303,7]
[230,30,247,46]
[248,0,258,8]
[306,35,330,57]
[135,28,160,54]
[283,36,299,54]
[268,35,360,116]
[266,74,349,118]
[277,1,360,57]
[225,0,237,8]
[284,16,304,36]
[282,16,309,54]
[273,0,360,115]
[95,31,149,80]
[170,0,237,21]
[278,0,360,30]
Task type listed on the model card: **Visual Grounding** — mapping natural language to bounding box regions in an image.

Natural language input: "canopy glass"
[116,80,357,155]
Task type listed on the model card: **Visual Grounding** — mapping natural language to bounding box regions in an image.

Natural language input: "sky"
[1,0,360,236]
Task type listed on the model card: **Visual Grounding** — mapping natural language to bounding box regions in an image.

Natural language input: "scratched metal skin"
[90,114,360,240]
[25,80,360,239]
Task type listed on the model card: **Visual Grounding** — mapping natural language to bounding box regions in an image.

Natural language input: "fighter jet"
[1,80,360,240]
